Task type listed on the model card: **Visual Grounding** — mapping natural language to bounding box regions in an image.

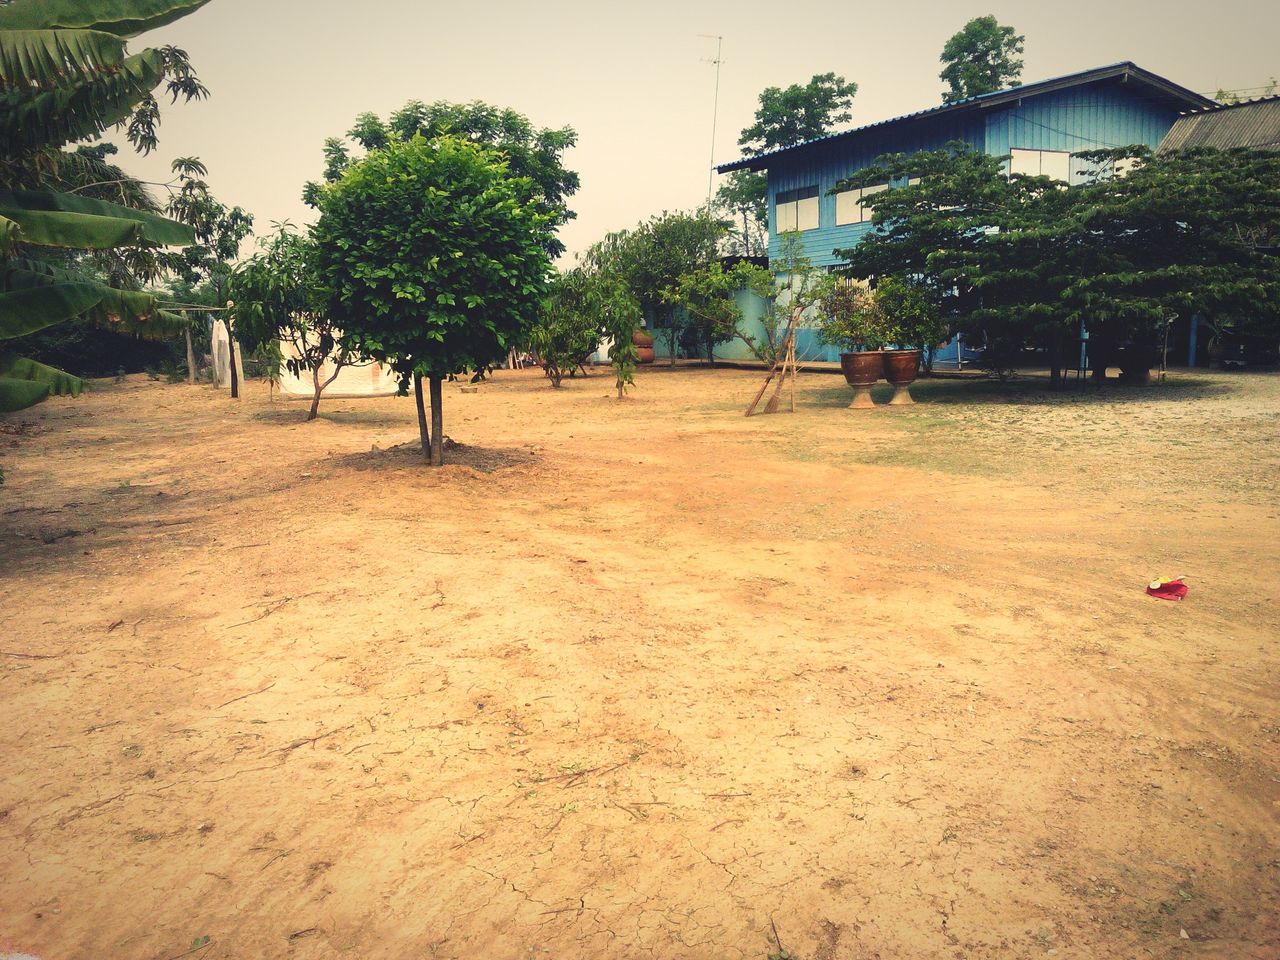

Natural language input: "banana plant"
[0,0,212,412]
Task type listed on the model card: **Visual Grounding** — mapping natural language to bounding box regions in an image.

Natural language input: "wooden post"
[184,324,196,385]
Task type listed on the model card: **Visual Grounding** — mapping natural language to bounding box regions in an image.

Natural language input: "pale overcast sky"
[123,0,1278,262]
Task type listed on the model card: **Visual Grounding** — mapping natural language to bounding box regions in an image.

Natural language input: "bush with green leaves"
[530,271,602,388]
[312,133,555,465]
[875,276,947,352]
[816,280,890,352]
[587,211,727,365]
[230,223,349,420]
[662,259,774,362]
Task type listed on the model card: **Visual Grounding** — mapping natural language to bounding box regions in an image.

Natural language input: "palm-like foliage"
[0,0,210,412]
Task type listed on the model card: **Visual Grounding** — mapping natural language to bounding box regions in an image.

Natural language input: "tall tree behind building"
[715,73,857,256]
[939,16,1025,103]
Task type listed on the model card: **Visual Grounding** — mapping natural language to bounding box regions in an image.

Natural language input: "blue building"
[707,63,1215,363]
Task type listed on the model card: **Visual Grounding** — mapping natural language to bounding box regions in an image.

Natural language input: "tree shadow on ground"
[809,373,1240,410]
[250,403,411,427]
[331,440,539,475]
[0,488,208,577]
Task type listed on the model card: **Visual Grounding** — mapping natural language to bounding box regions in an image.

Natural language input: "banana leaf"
[0,48,163,153]
[0,0,211,38]
[0,29,126,89]
[0,187,194,247]
[0,282,104,339]
[2,258,183,336]
[2,208,152,248]
[0,351,84,412]
[0,214,18,253]
[0,374,50,412]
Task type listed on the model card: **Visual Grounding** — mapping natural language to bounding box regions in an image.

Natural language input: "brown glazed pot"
[632,328,655,364]
[840,351,883,409]
[1117,346,1153,385]
[882,349,922,405]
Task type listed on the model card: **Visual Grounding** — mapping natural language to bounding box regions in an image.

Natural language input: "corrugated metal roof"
[716,62,1215,173]
[1157,96,1280,153]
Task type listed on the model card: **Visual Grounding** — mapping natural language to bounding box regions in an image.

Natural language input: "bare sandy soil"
[1,364,1277,960]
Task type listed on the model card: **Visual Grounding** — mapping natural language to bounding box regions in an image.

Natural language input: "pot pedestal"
[883,349,922,406]
[849,385,876,409]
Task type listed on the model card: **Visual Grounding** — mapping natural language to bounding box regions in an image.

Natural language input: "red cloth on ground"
[1146,579,1188,601]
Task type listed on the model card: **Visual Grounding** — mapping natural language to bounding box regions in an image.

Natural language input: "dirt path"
[1,366,1277,959]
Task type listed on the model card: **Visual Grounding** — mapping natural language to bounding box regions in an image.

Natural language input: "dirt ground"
[1,364,1277,960]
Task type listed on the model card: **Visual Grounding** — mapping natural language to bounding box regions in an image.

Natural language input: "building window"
[1112,156,1140,178]
[775,185,819,232]
[834,183,887,226]
[1009,148,1071,183]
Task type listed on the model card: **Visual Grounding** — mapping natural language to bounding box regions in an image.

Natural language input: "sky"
[124,0,1279,263]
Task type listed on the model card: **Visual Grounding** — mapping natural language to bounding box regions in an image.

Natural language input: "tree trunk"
[308,366,322,421]
[429,376,444,467]
[413,373,431,459]
[184,325,196,385]
[1049,327,1064,388]
[224,318,239,399]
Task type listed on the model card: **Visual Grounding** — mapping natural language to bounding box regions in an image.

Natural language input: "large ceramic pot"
[840,351,883,409]
[882,349,922,405]
[632,328,655,364]
[1117,346,1153,385]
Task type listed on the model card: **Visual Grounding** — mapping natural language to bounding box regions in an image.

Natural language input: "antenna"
[699,33,724,209]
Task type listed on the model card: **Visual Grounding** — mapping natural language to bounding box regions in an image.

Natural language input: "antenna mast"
[699,34,724,209]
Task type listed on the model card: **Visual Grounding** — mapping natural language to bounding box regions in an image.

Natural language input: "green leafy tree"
[578,243,644,398]
[662,260,774,362]
[743,233,834,415]
[1067,146,1280,375]
[838,144,1102,380]
[530,270,603,388]
[0,0,211,412]
[716,73,857,250]
[594,273,642,400]
[305,100,578,258]
[837,143,1280,384]
[714,170,767,257]
[738,73,859,155]
[939,16,1025,103]
[230,223,350,420]
[162,158,254,397]
[312,134,554,466]
[593,211,727,365]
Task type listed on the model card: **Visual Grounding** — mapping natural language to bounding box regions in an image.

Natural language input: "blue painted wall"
[764,80,1182,269]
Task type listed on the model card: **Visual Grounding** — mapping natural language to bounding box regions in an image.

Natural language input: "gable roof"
[716,62,1215,173]
[1157,96,1280,153]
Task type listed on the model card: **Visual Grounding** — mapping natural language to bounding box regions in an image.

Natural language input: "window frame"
[1009,147,1072,183]
[775,184,819,233]
[834,182,889,226]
